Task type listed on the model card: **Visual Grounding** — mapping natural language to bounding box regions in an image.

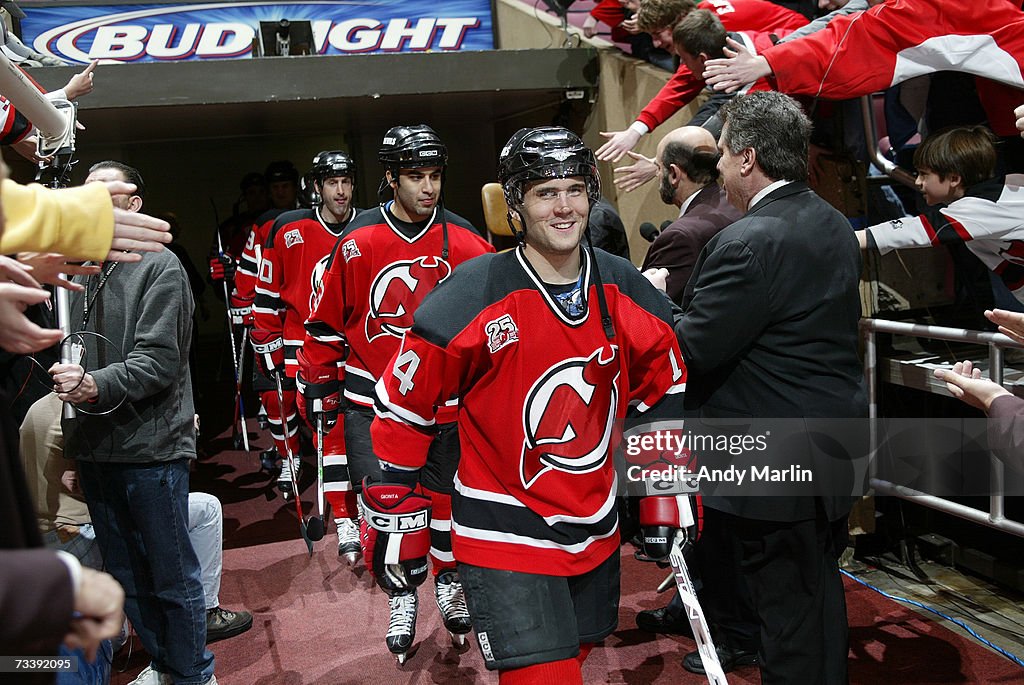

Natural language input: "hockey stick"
[274,371,314,555]
[303,415,327,542]
[668,530,728,684]
[213,220,250,452]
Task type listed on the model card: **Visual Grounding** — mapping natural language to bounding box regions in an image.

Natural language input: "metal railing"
[862,317,1024,536]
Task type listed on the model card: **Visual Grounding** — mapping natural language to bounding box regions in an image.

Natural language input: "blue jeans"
[79,459,214,685]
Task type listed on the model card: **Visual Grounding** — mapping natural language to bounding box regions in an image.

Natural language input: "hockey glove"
[228,292,254,326]
[295,352,339,431]
[250,328,285,377]
[638,495,700,562]
[209,253,237,283]
[359,477,431,594]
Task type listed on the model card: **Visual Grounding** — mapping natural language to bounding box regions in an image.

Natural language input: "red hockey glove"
[228,292,254,326]
[359,478,431,594]
[296,350,339,431]
[209,253,237,283]
[638,495,699,562]
[250,328,285,377]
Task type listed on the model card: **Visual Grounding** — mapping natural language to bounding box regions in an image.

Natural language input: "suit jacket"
[676,182,867,522]
[641,184,741,303]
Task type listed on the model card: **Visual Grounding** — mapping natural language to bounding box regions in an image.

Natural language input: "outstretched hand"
[703,37,771,93]
[987,308,1024,345]
[596,128,642,163]
[99,181,172,262]
[614,151,659,192]
[933,360,1010,413]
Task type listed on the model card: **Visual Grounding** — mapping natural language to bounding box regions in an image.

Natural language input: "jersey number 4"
[393,349,421,396]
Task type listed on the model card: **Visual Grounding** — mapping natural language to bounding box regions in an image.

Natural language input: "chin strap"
[584,229,616,341]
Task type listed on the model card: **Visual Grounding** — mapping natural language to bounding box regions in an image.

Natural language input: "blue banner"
[22,1,494,64]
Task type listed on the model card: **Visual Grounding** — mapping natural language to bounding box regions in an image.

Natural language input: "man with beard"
[641,126,740,303]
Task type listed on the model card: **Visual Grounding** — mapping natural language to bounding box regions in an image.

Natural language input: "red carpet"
[108,437,1024,684]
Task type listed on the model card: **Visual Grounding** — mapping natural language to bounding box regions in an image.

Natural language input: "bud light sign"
[22,1,493,64]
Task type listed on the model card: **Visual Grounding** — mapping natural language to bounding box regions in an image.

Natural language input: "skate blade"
[449,632,468,647]
[341,551,360,566]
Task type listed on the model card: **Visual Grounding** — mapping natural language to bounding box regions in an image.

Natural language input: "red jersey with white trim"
[371,248,686,576]
[866,174,1024,303]
[0,96,30,145]
[253,207,358,377]
[233,208,291,307]
[762,0,1024,136]
[635,0,806,131]
[302,203,493,415]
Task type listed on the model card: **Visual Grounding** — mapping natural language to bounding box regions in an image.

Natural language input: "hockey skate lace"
[387,594,417,638]
[435,576,470,620]
[337,518,360,548]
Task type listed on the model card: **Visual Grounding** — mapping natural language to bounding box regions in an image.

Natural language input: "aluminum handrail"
[862,317,1024,537]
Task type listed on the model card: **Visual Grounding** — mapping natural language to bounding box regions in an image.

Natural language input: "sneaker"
[434,570,472,635]
[337,517,361,563]
[128,666,170,685]
[206,606,253,643]
[386,591,419,656]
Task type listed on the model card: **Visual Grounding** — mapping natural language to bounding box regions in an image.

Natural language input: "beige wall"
[496,0,704,265]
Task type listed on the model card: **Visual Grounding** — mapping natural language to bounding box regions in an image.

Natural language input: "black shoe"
[683,644,758,675]
[636,605,693,637]
[206,606,253,643]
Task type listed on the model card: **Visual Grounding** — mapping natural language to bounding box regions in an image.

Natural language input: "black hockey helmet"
[497,126,600,210]
[310,150,356,186]
[239,171,265,193]
[265,160,299,184]
[378,125,448,177]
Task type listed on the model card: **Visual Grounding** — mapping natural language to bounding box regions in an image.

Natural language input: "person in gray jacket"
[48,161,217,685]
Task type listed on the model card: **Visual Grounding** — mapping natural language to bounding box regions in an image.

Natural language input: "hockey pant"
[346,405,458,573]
[296,396,357,520]
[259,379,300,476]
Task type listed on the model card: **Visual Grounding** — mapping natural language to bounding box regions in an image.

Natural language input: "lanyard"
[81,261,118,329]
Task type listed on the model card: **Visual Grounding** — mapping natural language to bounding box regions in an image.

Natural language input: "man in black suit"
[652,91,866,684]
[642,126,741,303]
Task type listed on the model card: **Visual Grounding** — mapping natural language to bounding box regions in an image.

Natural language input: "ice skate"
[386,591,418,664]
[434,570,471,645]
[259,447,280,473]
[336,517,361,565]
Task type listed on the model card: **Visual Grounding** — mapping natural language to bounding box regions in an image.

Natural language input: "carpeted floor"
[108,436,1024,684]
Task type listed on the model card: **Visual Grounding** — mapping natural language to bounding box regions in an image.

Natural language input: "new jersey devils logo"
[520,346,619,489]
[308,255,331,314]
[1000,240,1024,265]
[365,257,452,342]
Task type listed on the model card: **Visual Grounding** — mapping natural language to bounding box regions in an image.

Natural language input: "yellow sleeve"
[0,180,114,260]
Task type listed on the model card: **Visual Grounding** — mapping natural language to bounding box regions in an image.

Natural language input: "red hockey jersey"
[371,247,687,576]
[302,203,493,417]
[763,0,1024,136]
[233,207,291,307]
[635,0,806,131]
[253,207,357,377]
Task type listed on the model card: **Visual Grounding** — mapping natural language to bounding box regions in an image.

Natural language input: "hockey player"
[251,152,359,503]
[364,127,687,682]
[226,162,301,470]
[299,125,493,659]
